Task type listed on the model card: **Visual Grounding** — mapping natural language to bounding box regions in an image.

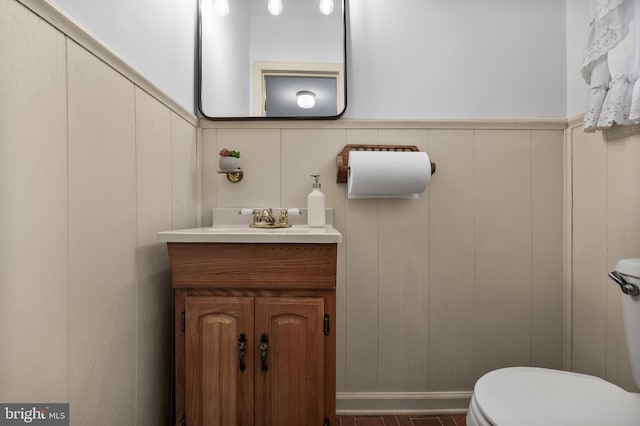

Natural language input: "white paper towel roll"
[348,151,431,199]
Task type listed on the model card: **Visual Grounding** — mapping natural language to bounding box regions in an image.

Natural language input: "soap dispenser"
[307,175,326,227]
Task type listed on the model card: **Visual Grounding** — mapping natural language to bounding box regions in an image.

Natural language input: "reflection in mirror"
[198,0,347,119]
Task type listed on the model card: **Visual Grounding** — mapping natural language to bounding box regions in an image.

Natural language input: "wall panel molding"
[200,118,569,130]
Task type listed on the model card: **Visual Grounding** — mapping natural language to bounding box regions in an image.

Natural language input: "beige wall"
[569,122,640,393]
[201,123,565,412]
[0,1,197,424]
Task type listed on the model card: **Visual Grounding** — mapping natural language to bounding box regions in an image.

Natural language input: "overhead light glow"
[268,0,283,16]
[213,0,230,17]
[296,91,316,109]
[319,0,334,15]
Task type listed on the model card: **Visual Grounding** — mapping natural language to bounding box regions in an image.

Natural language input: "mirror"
[197,0,347,119]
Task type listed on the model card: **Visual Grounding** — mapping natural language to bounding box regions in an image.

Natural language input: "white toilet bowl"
[468,258,640,426]
[467,367,640,426]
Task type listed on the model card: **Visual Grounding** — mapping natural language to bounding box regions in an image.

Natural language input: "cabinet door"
[185,297,254,426]
[255,297,325,426]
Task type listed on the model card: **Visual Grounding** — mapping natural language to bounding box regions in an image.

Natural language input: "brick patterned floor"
[338,414,467,426]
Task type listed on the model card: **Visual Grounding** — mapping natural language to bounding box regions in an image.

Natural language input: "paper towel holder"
[336,144,436,183]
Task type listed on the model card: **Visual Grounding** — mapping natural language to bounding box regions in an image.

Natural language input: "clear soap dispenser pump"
[307,175,326,227]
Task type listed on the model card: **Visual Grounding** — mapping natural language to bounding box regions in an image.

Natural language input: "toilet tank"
[614,259,640,389]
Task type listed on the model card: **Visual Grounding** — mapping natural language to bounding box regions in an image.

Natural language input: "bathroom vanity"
[159,211,341,426]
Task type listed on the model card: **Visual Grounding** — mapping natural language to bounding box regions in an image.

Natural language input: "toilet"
[467,258,640,426]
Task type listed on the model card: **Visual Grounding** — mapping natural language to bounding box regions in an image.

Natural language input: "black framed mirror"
[197,0,347,120]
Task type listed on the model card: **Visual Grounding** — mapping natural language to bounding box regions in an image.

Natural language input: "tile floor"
[338,414,467,426]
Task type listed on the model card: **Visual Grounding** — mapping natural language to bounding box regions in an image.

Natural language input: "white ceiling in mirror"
[198,0,347,119]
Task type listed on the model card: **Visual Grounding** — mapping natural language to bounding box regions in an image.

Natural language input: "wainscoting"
[200,120,566,412]
[567,119,640,392]
[2,1,197,424]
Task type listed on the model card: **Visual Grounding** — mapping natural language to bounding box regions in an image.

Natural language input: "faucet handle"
[278,209,289,225]
[239,208,262,223]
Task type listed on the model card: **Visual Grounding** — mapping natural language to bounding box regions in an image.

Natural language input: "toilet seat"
[470,367,640,426]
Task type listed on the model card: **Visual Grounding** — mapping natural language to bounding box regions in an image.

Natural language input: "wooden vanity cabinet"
[168,243,337,426]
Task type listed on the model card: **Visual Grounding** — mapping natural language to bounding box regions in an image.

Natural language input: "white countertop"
[157,224,342,244]
[157,208,342,244]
